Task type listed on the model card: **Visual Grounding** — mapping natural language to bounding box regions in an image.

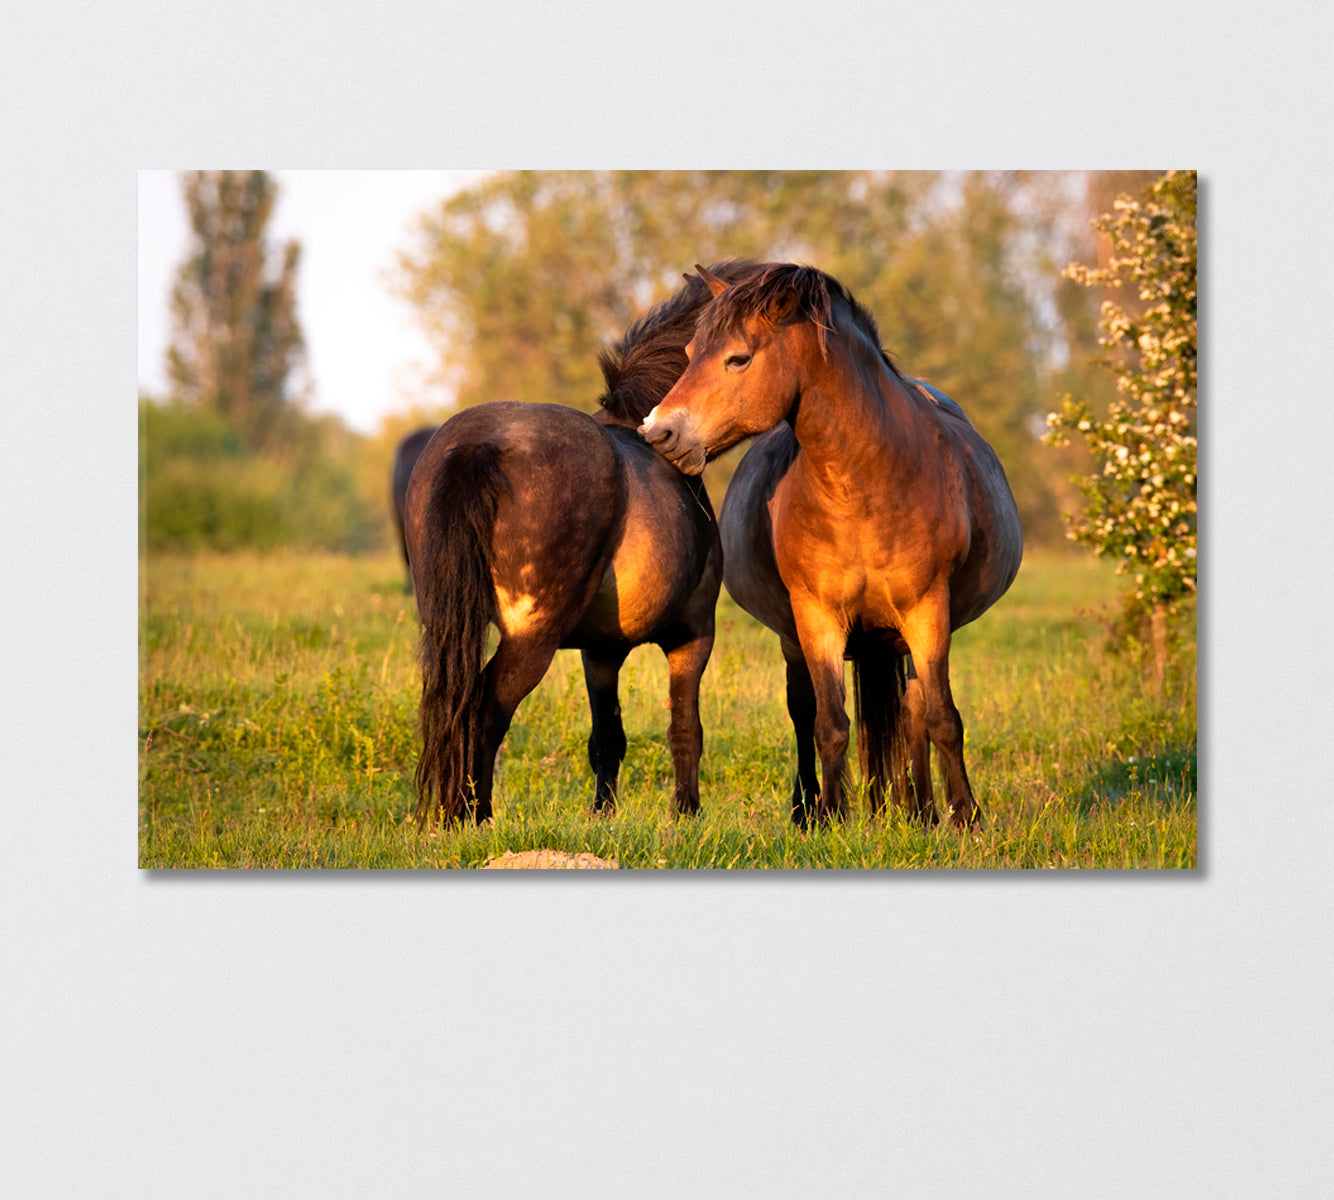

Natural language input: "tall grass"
[138,549,1195,869]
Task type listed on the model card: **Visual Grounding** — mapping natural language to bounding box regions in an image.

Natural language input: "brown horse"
[403,264,757,825]
[391,425,437,574]
[640,263,1023,827]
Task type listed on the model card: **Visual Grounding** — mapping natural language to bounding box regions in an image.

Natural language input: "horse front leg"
[582,648,629,814]
[662,631,712,817]
[903,672,939,825]
[902,599,978,829]
[790,600,850,824]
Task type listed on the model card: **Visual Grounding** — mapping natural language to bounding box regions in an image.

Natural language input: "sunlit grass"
[139,548,1195,869]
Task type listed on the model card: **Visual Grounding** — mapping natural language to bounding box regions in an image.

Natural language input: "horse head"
[639,263,829,475]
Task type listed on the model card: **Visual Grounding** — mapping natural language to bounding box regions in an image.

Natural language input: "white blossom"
[1042,171,1196,618]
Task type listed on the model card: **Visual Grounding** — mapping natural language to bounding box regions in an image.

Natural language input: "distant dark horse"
[404,265,755,825]
[391,426,437,574]
[641,263,1023,827]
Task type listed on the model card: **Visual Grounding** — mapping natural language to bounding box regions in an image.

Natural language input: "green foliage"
[141,454,288,552]
[395,170,1113,544]
[139,399,381,553]
[1044,171,1198,623]
[140,550,1196,869]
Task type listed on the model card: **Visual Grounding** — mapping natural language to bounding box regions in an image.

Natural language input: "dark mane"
[597,260,764,424]
[695,262,902,376]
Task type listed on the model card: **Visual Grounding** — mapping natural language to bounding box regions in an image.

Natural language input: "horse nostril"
[640,416,678,451]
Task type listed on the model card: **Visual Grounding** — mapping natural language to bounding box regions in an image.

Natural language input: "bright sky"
[137,170,491,434]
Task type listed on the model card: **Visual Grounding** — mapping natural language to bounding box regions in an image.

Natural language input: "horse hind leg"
[472,630,562,821]
[582,649,629,814]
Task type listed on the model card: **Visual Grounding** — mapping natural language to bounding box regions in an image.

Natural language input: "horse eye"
[725,353,752,371]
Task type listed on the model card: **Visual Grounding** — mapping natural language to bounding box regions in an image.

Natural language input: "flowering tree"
[1044,170,1197,685]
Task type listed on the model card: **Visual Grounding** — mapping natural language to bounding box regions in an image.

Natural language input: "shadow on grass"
[1064,744,1197,814]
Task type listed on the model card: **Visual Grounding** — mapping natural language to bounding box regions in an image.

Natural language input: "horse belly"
[948,446,1024,629]
[949,538,1022,629]
[723,539,798,642]
[575,543,683,643]
[720,430,800,643]
[572,453,706,646]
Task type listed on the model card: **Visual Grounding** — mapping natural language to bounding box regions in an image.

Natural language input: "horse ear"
[765,284,802,326]
[695,263,731,298]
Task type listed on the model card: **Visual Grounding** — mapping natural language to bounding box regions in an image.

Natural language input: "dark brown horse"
[404,265,756,825]
[640,263,1023,828]
[391,425,437,572]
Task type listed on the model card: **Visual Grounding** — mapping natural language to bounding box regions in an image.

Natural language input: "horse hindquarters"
[408,408,632,824]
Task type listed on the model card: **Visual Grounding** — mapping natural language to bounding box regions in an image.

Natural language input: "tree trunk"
[1149,602,1168,693]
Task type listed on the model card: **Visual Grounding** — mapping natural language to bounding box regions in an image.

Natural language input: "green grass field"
[138,548,1196,869]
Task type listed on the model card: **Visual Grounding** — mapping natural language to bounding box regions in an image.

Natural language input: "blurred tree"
[139,398,380,554]
[146,172,387,554]
[1044,171,1197,685]
[395,171,937,414]
[395,170,1117,543]
[166,171,307,449]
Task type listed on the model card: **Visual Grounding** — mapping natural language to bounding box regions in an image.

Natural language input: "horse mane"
[597,260,766,424]
[695,262,903,377]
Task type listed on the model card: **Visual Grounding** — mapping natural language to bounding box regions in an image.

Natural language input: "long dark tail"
[852,639,909,814]
[412,444,506,825]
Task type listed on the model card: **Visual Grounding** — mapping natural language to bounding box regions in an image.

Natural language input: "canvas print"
[138,170,1197,869]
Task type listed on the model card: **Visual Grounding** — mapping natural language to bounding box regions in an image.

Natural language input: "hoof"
[947,802,979,829]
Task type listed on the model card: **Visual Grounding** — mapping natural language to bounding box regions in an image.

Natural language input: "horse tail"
[412,443,506,826]
[852,639,910,814]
